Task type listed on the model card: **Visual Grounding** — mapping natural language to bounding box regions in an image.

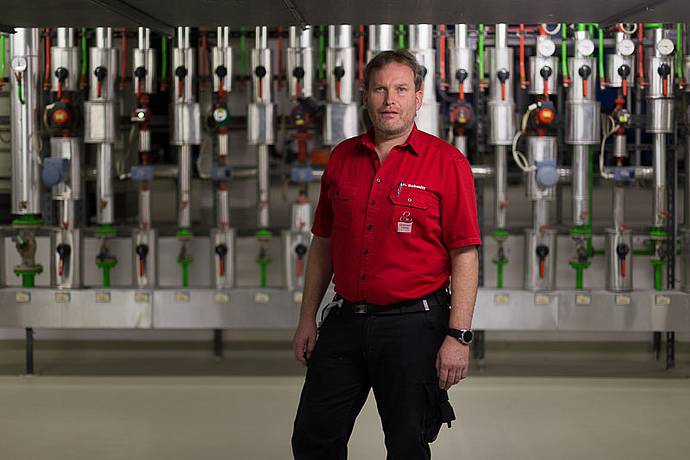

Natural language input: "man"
[291,49,481,460]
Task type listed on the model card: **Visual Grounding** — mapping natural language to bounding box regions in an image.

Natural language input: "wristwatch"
[447,328,474,345]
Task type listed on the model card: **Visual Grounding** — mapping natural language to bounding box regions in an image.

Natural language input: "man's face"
[364,61,423,138]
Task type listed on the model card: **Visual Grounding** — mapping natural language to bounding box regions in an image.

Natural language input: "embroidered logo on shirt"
[398,211,413,233]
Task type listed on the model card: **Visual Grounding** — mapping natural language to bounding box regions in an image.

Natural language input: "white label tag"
[95,292,111,303]
[655,295,671,306]
[397,221,412,233]
[175,291,190,302]
[576,294,592,306]
[15,292,30,303]
[55,292,71,303]
[534,294,550,305]
[615,294,631,306]
[494,294,510,305]
[134,292,150,303]
[254,292,271,304]
[214,292,230,304]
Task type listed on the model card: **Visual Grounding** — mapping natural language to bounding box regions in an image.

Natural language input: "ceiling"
[2,0,689,35]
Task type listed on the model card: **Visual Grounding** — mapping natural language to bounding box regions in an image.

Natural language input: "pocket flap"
[389,187,430,209]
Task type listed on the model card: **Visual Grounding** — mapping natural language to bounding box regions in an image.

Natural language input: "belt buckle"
[353,303,368,314]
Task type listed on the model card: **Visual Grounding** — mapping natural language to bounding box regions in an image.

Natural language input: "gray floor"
[1,341,689,460]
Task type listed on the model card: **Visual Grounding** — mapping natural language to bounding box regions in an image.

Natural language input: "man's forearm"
[298,236,334,323]
[448,246,479,329]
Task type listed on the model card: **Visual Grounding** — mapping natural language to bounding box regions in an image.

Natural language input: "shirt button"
[370,199,375,205]
[361,275,367,280]
[363,248,369,254]
[367,224,373,231]
[376,178,381,183]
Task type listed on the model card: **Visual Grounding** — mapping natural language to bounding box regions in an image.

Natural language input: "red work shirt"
[312,124,481,305]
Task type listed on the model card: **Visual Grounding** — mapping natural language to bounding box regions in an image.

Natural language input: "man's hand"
[293,318,318,366]
[436,336,470,390]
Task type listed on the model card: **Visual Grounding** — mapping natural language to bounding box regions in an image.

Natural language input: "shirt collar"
[360,123,422,156]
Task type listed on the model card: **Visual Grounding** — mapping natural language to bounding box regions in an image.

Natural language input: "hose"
[478,24,485,85]
[319,25,326,80]
[239,27,246,78]
[511,105,539,172]
[597,24,606,88]
[0,34,6,85]
[676,23,684,82]
[561,24,570,84]
[599,116,618,179]
[398,24,405,49]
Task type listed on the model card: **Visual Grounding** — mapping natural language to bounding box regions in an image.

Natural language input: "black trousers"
[292,300,455,460]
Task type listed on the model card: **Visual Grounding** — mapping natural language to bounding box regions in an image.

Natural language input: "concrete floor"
[0,341,689,460]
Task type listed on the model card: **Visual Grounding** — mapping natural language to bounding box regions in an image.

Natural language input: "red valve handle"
[539,260,545,279]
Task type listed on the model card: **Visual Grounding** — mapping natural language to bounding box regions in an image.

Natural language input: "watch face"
[461,330,474,344]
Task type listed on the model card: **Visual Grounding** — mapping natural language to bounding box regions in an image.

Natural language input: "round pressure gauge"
[11,56,27,72]
[617,39,635,57]
[213,107,229,123]
[656,38,674,56]
[576,39,595,57]
[538,39,556,57]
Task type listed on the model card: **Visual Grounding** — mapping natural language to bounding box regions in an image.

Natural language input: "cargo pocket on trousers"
[422,383,457,443]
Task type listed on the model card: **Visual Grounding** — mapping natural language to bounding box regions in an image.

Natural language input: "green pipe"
[398,24,405,49]
[319,25,326,80]
[496,263,504,289]
[645,23,663,29]
[239,27,247,77]
[22,274,35,288]
[181,263,189,288]
[81,28,87,77]
[676,24,683,80]
[577,24,586,33]
[654,264,663,290]
[17,78,24,104]
[102,267,111,288]
[561,24,569,81]
[576,267,584,290]
[1,34,6,80]
[161,35,168,80]
[478,24,485,82]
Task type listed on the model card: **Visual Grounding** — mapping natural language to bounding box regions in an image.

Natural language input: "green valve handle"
[177,257,192,288]
[256,257,272,288]
[15,268,41,288]
[96,257,117,288]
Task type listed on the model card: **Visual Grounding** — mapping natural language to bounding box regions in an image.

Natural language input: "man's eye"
[398,87,407,93]
[375,87,385,92]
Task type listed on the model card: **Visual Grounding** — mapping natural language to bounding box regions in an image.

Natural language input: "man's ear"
[415,85,424,111]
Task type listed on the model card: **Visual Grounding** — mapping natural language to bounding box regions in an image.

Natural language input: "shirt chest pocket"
[388,187,437,234]
[328,184,359,228]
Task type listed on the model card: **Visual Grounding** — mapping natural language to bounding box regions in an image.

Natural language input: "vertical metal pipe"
[613,183,625,229]
[97,144,114,224]
[653,133,667,228]
[572,145,589,226]
[495,23,508,49]
[257,144,270,229]
[455,24,467,49]
[10,28,42,216]
[178,144,192,228]
[532,199,550,232]
[495,145,507,228]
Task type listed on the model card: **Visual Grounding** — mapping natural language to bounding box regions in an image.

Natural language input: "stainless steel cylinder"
[133,28,156,96]
[217,188,230,229]
[409,42,436,103]
[646,55,675,99]
[327,46,356,103]
[529,55,558,95]
[495,145,508,228]
[291,202,313,232]
[565,100,600,145]
[96,143,114,224]
[257,144,270,229]
[133,228,157,288]
[178,144,192,228]
[415,101,439,136]
[50,137,81,200]
[139,129,151,152]
[567,57,597,102]
[10,28,42,215]
[89,29,118,101]
[139,187,151,229]
[52,227,81,289]
[211,228,236,289]
[613,134,627,159]
[51,28,79,92]
[532,199,551,232]
[605,228,633,292]
[211,37,233,95]
[487,100,515,145]
[612,182,625,230]
[255,26,268,50]
[251,48,272,102]
[409,24,433,50]
[524,228,557,291]
[329,25,352,49]
[172,47,196,102]
[218,132,229,157]
[367,24,394,59]
[489,47,514,101]
[606,54,635,89]
[449,25,473,95]
[58,199,76,229]
[526,136,557,200]
[645,98,674,133]
[495,24,508,48]
[287,26,314,98]
[572,145,589,226]
[323,102,358,146]
[653,133,667,228]
[455,24,468,49]
[454,135,468,154]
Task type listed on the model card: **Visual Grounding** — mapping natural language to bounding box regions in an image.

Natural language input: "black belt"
[334,288,450,315]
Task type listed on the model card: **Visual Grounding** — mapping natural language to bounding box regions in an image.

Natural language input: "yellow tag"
[615,294,631,306]
[54,292,71,303]
[15,292,30,303]
[134,292,150,303]
[214,292,230,304]
[655,295,671,306]
[95,292,111,303]
[494,294,510,305]
[254,292,271,304]
[175,291,190,302]
[576,294,591,305]
[534,294,550,305]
